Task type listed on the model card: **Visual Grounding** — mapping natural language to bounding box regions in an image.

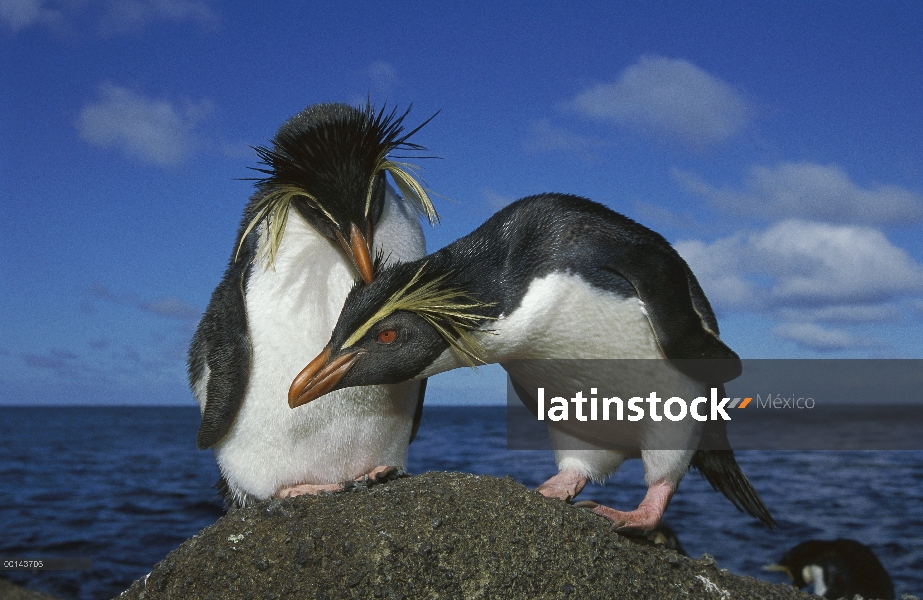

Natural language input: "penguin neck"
[415,322,510,378]
[406,261,539,379]
[409,235,516,378]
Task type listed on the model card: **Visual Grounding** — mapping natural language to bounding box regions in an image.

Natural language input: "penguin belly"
[213,191,425,506]
[495,272,705,486]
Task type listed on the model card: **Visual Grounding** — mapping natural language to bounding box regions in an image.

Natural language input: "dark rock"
[115,472,812,600]
[0,576,62,600]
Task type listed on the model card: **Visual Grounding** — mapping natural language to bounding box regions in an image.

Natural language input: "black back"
[340,193,739,382]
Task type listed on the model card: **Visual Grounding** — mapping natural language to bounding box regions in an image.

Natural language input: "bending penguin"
[287,193,775,532]
[189,102,438,508]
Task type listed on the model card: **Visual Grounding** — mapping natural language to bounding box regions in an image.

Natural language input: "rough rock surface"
[117,472,812,600]
[0,577,62,600]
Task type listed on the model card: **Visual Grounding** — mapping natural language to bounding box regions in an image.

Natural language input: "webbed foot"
[535,470,588,502]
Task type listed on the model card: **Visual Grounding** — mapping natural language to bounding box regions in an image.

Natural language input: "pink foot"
[275,482,342,498]
[535,470,588,502]
[574,480,674,533]
[275,465,402,499]
[361,465,400,483]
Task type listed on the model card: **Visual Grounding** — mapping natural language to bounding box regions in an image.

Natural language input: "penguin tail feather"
[689,448,776,529]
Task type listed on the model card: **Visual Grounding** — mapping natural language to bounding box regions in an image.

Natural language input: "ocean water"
[1,405,921,599]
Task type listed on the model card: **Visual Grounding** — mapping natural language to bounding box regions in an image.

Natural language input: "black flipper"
[215,475,238,510]
[610,243,769,526]
[408,377,428,444]
[189,258,252,450]
[604,242,741,384]
[510,376,539,417]
[689,386,776,529]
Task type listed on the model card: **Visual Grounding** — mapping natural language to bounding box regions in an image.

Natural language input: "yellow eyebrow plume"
[235,185,333,267]
[344,264,495,366]
[366,159,439,226]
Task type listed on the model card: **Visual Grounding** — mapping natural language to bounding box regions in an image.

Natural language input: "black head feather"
[772,539,894,599]
[238,102,439,265]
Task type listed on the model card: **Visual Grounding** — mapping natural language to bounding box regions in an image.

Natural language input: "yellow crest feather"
[344,264,494,366]
[235,185,332,267]
[364,158,439,226]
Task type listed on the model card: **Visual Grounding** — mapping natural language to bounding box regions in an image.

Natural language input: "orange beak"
[332,222,375,285]
[349,223,375,284]
[288,346,361,408]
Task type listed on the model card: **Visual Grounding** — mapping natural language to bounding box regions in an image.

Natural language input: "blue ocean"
[1,405,921,599]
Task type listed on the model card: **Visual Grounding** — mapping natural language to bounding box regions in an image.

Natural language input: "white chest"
[423,273,705,482]
[215,189,426,502]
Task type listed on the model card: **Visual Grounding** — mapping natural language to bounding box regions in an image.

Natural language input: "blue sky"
[2,1,922,405]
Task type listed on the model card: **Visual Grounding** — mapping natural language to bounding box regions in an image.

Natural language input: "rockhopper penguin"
[188,103,439,508]
[765,539,895,600]
[287,193,776,532]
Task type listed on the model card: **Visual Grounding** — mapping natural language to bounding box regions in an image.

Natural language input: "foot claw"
[365,465,402,483]
[585,504,658,532]
[575,481,675,533]
[343,466,405,491]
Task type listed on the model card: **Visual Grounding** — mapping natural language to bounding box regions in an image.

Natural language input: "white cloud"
[140,297,201,320]
[632,200,716,234]
[367,61,398,91]
[676,162,923,225]
[772,323,860,352]
[673,233,759,308]
[676,219,923,310]
[523,118,607,160]
[77,83,213,167]
[778,304,901,323]
[569,55,753,148]
[89,282,201,320]
[22,347,112,381]
[754,220,923,303]
[0,0,60,30]
[482,187,515,211]
[1,0,216,33]
[107,0,217,30]
[678,222,923,353]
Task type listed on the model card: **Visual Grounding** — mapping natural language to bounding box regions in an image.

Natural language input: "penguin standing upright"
[188,103,439,508]
[287,193,775,532]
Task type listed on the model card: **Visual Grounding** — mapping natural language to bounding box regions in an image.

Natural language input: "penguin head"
[288,259,496,408]
[239,102,439,283]
[764,539,894,600]
[647,524,686,556]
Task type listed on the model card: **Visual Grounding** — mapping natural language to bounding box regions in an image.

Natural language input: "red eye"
[377,329,396,344]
